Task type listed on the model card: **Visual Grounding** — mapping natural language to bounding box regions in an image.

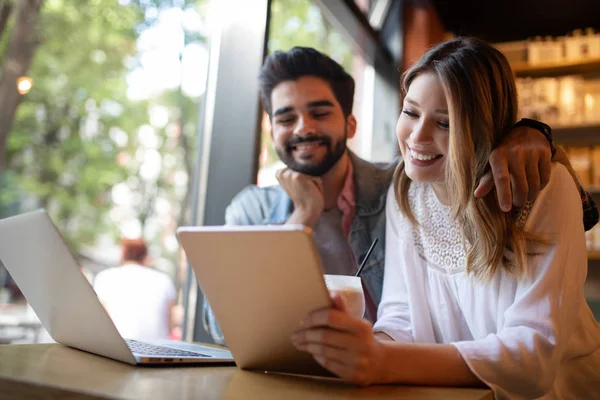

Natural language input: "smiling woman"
[291,37,600,398]
[396,73,449,191]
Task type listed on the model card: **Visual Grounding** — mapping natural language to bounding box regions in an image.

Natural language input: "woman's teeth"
[410,149,439,161]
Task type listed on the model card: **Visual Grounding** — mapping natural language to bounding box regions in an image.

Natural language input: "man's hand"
[291,294,386,386]
[474,126,551,211]
[277,168,324,228]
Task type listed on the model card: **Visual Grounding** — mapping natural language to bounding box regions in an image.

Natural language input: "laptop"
[0,210,234,365]
[177,225,334,377]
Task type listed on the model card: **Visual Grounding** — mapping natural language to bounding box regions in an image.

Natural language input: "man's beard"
[275,131,347,177]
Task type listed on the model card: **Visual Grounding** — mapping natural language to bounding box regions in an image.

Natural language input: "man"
[204,47,598,343]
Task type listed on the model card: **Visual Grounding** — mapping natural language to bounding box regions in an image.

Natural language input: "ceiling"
[431,0,600,43]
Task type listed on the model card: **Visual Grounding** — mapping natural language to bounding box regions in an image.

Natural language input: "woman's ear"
[346,114,357,139]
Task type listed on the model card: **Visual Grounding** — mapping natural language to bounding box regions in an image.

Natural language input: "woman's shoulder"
[522,163,583,231]
[385,180,429,209]
[537,163,581,209]
[385,180,433,233]
[547,163,578,192]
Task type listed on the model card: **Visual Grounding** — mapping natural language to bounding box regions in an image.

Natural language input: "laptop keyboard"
[125,339,212,358]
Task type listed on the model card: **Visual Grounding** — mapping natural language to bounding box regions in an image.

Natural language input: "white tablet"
[177,225,334,376]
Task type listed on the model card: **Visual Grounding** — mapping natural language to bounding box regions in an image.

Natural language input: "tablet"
[177,225,334,376]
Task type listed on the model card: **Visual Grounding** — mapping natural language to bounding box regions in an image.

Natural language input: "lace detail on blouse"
[403,183,535,275]
[408,183,467,274]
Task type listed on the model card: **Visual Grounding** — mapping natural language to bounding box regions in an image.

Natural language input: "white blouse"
[373,164,600,399]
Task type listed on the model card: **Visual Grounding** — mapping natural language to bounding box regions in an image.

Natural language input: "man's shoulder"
[349,152,398,214]
[93,266,119,280]
[92,266,124,288]
[349,152,397,183]
[370,160,397,181]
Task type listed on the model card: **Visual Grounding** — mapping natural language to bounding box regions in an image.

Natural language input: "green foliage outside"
[0,0,206,265]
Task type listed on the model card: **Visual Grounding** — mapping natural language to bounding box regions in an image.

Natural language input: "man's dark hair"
[259,47,355,118]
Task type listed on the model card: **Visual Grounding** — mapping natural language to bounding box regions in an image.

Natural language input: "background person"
[94,238,176,341]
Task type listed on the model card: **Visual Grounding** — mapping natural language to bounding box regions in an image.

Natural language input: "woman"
[291,37,600,399]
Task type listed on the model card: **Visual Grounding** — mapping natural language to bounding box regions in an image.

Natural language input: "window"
[0,0,210,344]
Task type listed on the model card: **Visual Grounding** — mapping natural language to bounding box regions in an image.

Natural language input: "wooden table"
[0,344,494,399]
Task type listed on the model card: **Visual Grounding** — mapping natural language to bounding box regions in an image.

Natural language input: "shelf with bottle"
[553,124,600,146]
[512,57,600,78]
[497,28,600,78]
[588,251,600,261]
[584,184,600,194]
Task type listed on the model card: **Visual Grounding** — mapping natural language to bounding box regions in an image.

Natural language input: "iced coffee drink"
[323,274,365,319]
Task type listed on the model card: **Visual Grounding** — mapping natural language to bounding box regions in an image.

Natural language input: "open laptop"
[177,225,334,377]
[0,210,233,365]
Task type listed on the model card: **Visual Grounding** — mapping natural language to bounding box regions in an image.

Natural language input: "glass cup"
[323,274,365,319]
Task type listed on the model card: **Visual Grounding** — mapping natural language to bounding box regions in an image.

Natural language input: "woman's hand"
[291,294,386,386]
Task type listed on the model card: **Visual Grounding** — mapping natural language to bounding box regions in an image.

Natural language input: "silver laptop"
[0,210,234,365]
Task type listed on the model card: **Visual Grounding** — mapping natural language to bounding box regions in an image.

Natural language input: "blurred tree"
[0,0,44,172]
[1,0,145,249]
[269,0,353,70]
[0,0,206,257]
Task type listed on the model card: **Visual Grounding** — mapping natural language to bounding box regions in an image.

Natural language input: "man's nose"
[293,115,317,136]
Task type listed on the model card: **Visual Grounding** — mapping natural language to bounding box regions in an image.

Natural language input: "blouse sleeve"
[372,186,414,343]
[452,164,589,399]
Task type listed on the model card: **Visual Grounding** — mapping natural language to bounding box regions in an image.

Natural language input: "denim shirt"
[203,152,396,344]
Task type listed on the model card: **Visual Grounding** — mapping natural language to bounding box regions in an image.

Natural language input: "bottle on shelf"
[584,28,600,58]
[558,75,585,126]
[565,29,584,61]
[584,79,600,124]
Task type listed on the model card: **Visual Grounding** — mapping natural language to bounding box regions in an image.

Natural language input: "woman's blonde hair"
[394,37,533,281]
